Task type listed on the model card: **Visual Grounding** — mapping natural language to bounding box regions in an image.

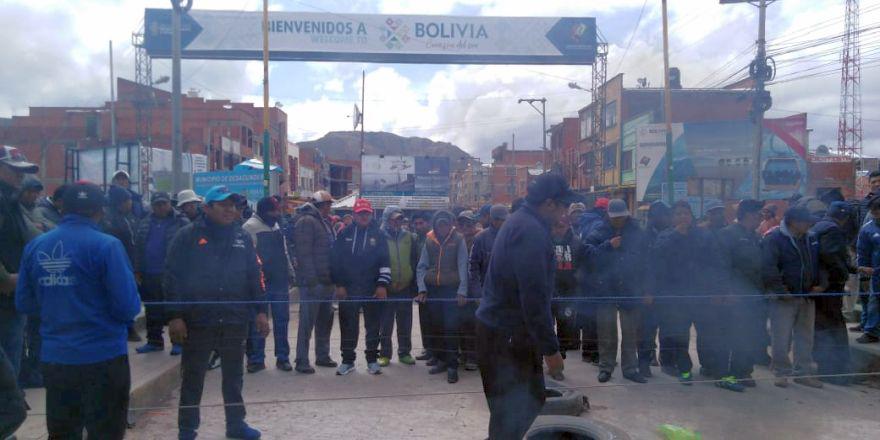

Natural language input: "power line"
[612,0,649,77]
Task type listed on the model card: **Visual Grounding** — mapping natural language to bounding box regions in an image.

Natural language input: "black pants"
[658,302,694,374]
[425,286,462,369]
[701,302,758,379]
[638,303,669,367]
[339,299,382,364]
[579,305,598,360]
[814,288,852,378]
[42,355,130,440]
[0,345,26,439]
[179,324,248,434]
[19,314,42,386]
[140,274,166,346]
[553,297,580,353]
[459,302,478,363]
[694,303,724,377]
[379,291,414,358]
[418,301,432,357]
[476,321,544,440]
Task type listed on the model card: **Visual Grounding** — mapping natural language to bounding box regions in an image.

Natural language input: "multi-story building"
[489,143,546,205]
[0,78,288,192]
[549,117,580,190]
[451,158,490,208]
[297,145,325,198]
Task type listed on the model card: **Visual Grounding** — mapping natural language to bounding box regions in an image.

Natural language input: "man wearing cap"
[18,176,46,231]
[475,173,575,440]
[16,177,47,386]
[177,189,203,222]
[578,197,609,239]
[133,191,189,355]
[243,196,294,373]
[378,205,419,367]
[416,210,469,383]
[410,211,434,362]
[331,199,391,376]
[165,185,268,440]
[455,210,481,371]
[762,206,825,388]
[0,145,40,437]
[583,199,649,384]
[812,201,858,384]
[34,184,68,230]
[703,201,728,231]
[638,201,672,377]
[16,181,141,439]
[575,198,607,365]
[103,185,136,261]
[478,204,492,229]
[111,170,146,219]
[293,190,338,373]
[714,199,766,392]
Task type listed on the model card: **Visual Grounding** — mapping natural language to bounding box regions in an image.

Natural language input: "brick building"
[451,158,490,209]
[0,78,288,192]
[489,143,546,205]
[549,117,580,190]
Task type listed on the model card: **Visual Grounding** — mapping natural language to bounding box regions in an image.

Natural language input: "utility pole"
[518,97,548,172]
[360,70,365,157]
[109,40,116,149]
[721,0,775,199]
[262,0,271,197]
[661,0,674,205]
[170,0,192,194]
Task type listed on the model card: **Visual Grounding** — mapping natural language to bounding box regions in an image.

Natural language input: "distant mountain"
[297,131,473,169]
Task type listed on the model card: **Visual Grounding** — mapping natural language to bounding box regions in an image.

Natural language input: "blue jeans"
[294,285,334,366]
[863,290,880,337]
[0,308,24,379]
[246,289,290,364]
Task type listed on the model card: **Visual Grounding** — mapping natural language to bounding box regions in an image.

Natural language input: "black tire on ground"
[526,415,631,440]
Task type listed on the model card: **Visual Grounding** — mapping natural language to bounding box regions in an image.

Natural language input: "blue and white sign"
[144,9,597,65]
[193,170,272,204]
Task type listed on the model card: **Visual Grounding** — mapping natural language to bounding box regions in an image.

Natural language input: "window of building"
[621,150,633,172]
[580,113,592,139]
[85,115,98,138]
[603,144,617,170]
[605,101,617,128]
[508,182,516,196]
[506,166,517,177]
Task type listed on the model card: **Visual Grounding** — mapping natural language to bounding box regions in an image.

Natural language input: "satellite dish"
[352,104,363,130]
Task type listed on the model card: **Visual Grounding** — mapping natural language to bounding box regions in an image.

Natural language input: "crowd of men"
[1,143,878,439]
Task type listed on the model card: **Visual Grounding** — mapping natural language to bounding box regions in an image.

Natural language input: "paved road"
[131,306,880,439]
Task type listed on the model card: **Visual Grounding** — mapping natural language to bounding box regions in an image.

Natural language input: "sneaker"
[226,422,261,440]
[367,362,383,375]
[336,363,355,376]
[415,352,431,361]
[597,371,612,383]
[849,324,863,332]
[246,363,265,374]
[856,333,880,344]
[447,368,459,384]
[377,357,390,367]
[623,372,647,384]
[135,343,164,354]
[426,357,439,367]
[276,360,293,372]
[774,377,789,388]
[793,377,824,388]
[715,376,745,392]
[315,358,338,368]
[679,371,693,386]
[399,355,416,365]
[295,364,315,374]
[429,363,448,375]
[170,344,182,356]
[208,351,221,370]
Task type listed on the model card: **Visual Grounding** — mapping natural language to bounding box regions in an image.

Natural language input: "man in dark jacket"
[244,196,295,373]
[410,211,434,362]
[475,174,575,440]
[111,170,146,218]
[468,205,507,299]
[852,172,880,331]
[584,199,648,383]
[551,217,577,371]
[714,199,765,392]
[34,184,67,229]
[856,196,880,344]
[331,198,391,376]
[293,190,338,373]
[812,201,856,384]
[176,189,203,222]
[638,200,672,377]
[166,185,268,440]
[0,145,39,438]
[762,206,824,388]
[16,181,141,439]
[134,191,189,355]
[378,205,419,367]
[103,184,143,345]
[416,210,469,383]
[575,198,608,364]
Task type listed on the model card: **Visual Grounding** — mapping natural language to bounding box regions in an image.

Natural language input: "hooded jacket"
[102,208,137,264]
[243,214,293,291]
[761,221,822,296]
[416,211,468,296]
[583,218,647,305]
[813,217,855,287]
[293,203,335,287]
[331,219,391,297]
[382,205,418,294]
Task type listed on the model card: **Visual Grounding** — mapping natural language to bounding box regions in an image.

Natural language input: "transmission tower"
[132,31,153,195]
[589,42,608,190]
[838,0,862,158]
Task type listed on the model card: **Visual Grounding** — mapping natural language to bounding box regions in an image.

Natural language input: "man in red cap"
[331,199,391,376]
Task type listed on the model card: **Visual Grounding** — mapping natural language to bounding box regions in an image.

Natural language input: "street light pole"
[518,97,548,172]
[170,0,192,194]
[661,0,674,206]
[262,0,271,197]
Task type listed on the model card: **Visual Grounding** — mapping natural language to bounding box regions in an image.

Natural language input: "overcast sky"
[1,0,878,162]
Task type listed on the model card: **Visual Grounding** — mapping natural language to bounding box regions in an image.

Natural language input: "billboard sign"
[361,155,450,209]
[144,9,597,65]
[193,169,278,204]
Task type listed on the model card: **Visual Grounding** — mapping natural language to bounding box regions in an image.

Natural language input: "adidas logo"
[37,241,76,287]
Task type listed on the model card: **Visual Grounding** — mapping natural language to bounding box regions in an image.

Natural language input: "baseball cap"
[353,198,373,214]
[204,185,241,204]
[0,146,38,174]
[63,181,105,214]
[457,210,477,222]
[490,204,508,221]
[478,204,492,218]
[736,199,764,218]
[312,190,334,204]
[151,192,171,204]
[568,202,586,215]
[606,199,630,218]
[784,206,813,224]
[177,189,202,206]
[107,185,131,207]
[22,176,44,191]
[827,201,850,220]
[525,174,579,206]
[594,197,610,210]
